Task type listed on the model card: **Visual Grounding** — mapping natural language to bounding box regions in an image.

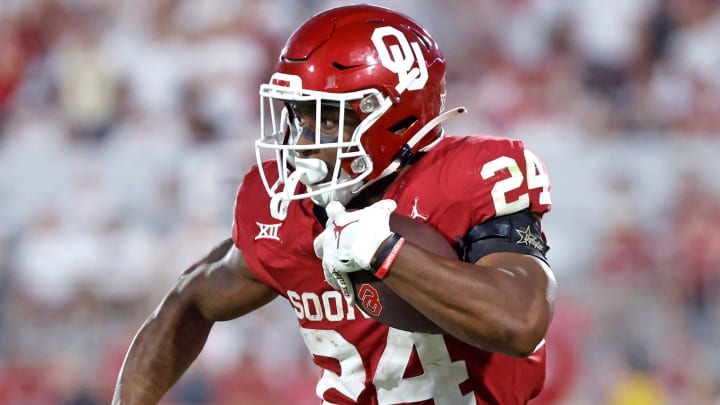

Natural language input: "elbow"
[504,332,544,358]
[459,322,547,358]
[492,327,546,358]
[498,302,554,357]
[501,318,550,357]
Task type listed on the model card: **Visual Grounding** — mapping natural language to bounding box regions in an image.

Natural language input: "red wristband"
[373,236,405,279]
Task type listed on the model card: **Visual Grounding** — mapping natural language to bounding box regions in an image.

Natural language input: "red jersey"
[232,135,552,405]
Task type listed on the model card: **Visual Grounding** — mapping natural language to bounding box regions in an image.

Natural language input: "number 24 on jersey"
[481,149,551,216]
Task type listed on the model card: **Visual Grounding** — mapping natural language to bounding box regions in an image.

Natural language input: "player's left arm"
[381,143,555,356]
[382,217,556,357]
[317,201,556,357]
[315,141,556,356]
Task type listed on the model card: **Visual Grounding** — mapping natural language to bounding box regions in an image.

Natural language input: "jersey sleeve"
[386,136,552,244]
[446,136,552,261]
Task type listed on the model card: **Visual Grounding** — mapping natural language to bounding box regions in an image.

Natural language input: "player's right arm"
[112,238,278,405]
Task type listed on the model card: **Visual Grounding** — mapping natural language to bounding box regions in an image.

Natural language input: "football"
[349,213,458,334]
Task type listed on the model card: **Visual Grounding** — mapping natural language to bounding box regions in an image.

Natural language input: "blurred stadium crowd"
[1,0,719,404]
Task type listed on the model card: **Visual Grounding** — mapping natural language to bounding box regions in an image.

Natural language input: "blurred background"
[1,0,719,404]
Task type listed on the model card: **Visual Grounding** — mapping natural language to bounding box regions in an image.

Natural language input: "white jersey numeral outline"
[301,327,475,404]
[480,149,551,216]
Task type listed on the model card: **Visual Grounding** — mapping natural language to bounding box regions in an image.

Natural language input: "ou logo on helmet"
[371,26,429,92]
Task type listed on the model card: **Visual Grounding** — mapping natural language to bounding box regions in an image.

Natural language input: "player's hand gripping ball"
[313,200,396,301]
[314,200,458,334]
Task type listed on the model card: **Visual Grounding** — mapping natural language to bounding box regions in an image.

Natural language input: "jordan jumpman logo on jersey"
[410,197,429,220]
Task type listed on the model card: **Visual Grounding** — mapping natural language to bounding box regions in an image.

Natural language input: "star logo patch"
[515,225,545,251]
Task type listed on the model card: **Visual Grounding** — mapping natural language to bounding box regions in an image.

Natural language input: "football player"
[113,4,557,404]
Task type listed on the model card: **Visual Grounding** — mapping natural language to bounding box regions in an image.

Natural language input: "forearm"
[113,290,213,404]
[383,244,553,356]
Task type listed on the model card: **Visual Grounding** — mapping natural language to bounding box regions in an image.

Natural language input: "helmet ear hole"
[388,116,417,134]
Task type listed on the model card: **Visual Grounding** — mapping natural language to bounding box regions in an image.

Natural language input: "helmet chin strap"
[294,157,354,206]
[270,156,329,220]
[294,156,329,185]
[270,168,304,220]
[269,157,356,219]
[308,170,358,207]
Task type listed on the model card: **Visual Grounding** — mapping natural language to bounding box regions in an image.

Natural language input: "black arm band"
[456,209,549,264]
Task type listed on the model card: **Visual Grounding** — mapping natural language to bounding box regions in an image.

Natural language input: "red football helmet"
[255,4,465,219]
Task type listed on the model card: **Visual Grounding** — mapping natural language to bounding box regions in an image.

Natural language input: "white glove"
[322,264,354,304]
[314,199,397,303]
